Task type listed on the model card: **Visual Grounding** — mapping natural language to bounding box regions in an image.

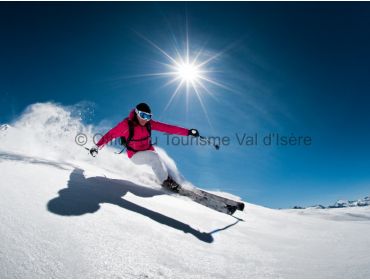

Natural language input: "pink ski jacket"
[96,109,189,158]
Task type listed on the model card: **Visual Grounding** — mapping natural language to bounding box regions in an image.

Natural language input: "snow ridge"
[293,196,370,210]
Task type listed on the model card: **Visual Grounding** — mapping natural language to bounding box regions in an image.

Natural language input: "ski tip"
[226,205,238,215]
[238,203,245,212]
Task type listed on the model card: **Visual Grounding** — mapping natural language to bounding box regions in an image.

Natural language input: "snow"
[329,197,370,208]
[1,102,370,278]
[0,124,10,131]
[294,196,370,209]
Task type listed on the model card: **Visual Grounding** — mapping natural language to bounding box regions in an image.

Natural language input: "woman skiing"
[89,102,200,190]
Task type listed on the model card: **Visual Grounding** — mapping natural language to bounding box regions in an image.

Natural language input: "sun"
[176,62,200,83]
[133,30,231,128]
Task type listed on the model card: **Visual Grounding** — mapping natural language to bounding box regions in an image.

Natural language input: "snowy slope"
[1,103,370,278]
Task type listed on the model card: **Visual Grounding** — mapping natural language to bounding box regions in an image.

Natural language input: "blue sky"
[1,2,370,208]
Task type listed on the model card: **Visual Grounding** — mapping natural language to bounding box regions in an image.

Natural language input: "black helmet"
[136,102,151,113]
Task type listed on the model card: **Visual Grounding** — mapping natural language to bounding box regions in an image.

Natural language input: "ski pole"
[82,146,90,151]
[199,135,220,150]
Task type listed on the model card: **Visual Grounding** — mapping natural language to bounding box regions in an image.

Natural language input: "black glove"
[89,146,98,157]
[188,128,200,137]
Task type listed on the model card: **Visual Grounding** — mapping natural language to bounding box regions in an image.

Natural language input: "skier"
[89,102,200,190]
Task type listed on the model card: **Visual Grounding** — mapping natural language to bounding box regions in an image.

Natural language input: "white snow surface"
[1,103,370,278]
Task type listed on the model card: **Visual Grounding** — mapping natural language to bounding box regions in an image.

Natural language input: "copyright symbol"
[75,133,87,146]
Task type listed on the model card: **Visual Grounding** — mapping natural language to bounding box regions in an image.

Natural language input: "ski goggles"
[135,108,152,121]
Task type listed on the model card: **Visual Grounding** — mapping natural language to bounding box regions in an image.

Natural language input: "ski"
[162,179,245,215]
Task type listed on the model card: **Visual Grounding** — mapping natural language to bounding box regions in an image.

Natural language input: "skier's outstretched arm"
[96,120,129,149]
[90,120,129,157]
[151,120,199,137]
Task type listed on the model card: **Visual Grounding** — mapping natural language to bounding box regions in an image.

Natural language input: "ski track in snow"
[1,102,370,278]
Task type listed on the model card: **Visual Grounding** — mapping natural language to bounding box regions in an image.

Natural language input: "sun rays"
[132,29,231,129]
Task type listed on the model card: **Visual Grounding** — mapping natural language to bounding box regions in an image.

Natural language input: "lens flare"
[131,29,233,129]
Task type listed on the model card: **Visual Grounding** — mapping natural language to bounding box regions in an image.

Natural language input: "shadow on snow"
[47,168,218,243]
